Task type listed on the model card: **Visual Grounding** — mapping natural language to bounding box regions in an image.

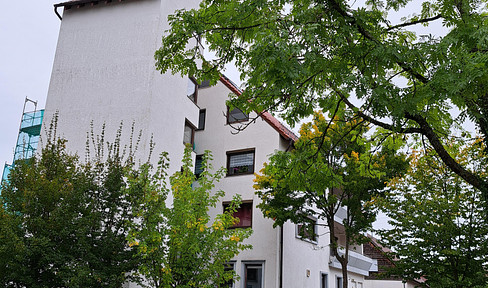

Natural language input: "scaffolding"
[1,98,44,187]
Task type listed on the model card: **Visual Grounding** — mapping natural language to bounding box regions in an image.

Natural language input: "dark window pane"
[322,274,328,288]
[198,79,211,88]
[297,218,317,242]
[224,202,252,228]
[198,109,206,130]
[245,264,262,288]
[227,107,248,124]
[195,155,204,178]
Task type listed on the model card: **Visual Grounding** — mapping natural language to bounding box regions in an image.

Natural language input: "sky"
[0,1,60,170]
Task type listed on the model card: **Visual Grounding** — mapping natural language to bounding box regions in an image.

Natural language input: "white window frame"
[295,216,318,244]
[320,272,328,288]
[242,261,265,288]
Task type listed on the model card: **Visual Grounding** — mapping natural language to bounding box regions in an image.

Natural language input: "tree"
[375,139,488,288]
[155,0,488,198]
[127,147,252,288]
[254,111,408,288]
[0,131,140,287]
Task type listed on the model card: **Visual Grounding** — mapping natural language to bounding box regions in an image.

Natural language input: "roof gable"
[219,75,298,142]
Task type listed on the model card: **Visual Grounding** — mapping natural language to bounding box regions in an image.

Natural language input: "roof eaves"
[218,75,298,142]
[55,0,101,8]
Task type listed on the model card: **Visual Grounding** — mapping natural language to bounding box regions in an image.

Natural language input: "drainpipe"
[54,5,62,20]
[280,138,293,288]
[279,224,283,288]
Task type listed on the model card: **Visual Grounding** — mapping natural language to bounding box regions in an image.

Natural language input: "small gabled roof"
[219,75,298,142]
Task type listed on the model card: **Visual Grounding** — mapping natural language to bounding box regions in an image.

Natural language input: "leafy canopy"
[127,147,252,288]
[156,0,488,197]
[0,133,140,287]
[376,139,488,288]
[254,111,408,288]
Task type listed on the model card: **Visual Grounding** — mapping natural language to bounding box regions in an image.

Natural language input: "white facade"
[45,0,201,176]
[44,1,378,287]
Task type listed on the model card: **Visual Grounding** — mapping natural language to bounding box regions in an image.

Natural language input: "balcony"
[329,246,375,276]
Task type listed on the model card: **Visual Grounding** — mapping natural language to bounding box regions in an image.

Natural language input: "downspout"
[54,5,62,20]
[279,224,284,288]
[280,137,293,288]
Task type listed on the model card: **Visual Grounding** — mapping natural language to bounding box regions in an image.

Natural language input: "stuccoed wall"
[43,0,200,176]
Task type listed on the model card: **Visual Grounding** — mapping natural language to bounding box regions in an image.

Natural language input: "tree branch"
[387,14,443,31]
[404,112,487,194]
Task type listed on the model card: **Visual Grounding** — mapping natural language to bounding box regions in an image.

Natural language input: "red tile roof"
[219,75,298,142]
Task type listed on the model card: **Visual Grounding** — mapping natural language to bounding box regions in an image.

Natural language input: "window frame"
[194,154,204,178]
[321,273,329,288]
[183,119,196,146]
[336,276,343,288]
[197,109,206,131]
[223,200,253,229]
[219,262,236,288]
[226,148,255,176]
[296,216,318,243]
[242,261,264,288]
[226,105,249,124]
[187,77,198,104]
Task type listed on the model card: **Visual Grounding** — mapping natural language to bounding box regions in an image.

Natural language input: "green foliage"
[156,0,488,197]
[0,135,139,287]
[254,111,408,288]
[376,139,488,288]
[127,147,252,288]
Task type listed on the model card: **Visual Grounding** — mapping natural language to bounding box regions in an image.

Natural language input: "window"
[227,106,248,124]
[244,263,263,288]
[198,79,211,88]
[321,273,328,288]
[296,217,317,243]
[197,109,206,130]
[195,154,204,178]
[223,201,252,228]
[183,120,195,145]
[337,277,343,288]
[226,149,255,176]
[221,262,235,288]
[187,78,197,103]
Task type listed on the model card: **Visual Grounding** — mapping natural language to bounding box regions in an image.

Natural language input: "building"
[43,0,377,287]
[364,236,425,288]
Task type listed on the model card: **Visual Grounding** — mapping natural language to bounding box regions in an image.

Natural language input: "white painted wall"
[196,82,284,288]
[44,0,200,176]
[364,279,417,288]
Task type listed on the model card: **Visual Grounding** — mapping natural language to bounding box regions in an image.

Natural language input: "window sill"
[226,172,254,177]
[296,236,318,245]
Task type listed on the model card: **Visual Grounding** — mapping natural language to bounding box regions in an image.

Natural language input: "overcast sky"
[0,1,60,170]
